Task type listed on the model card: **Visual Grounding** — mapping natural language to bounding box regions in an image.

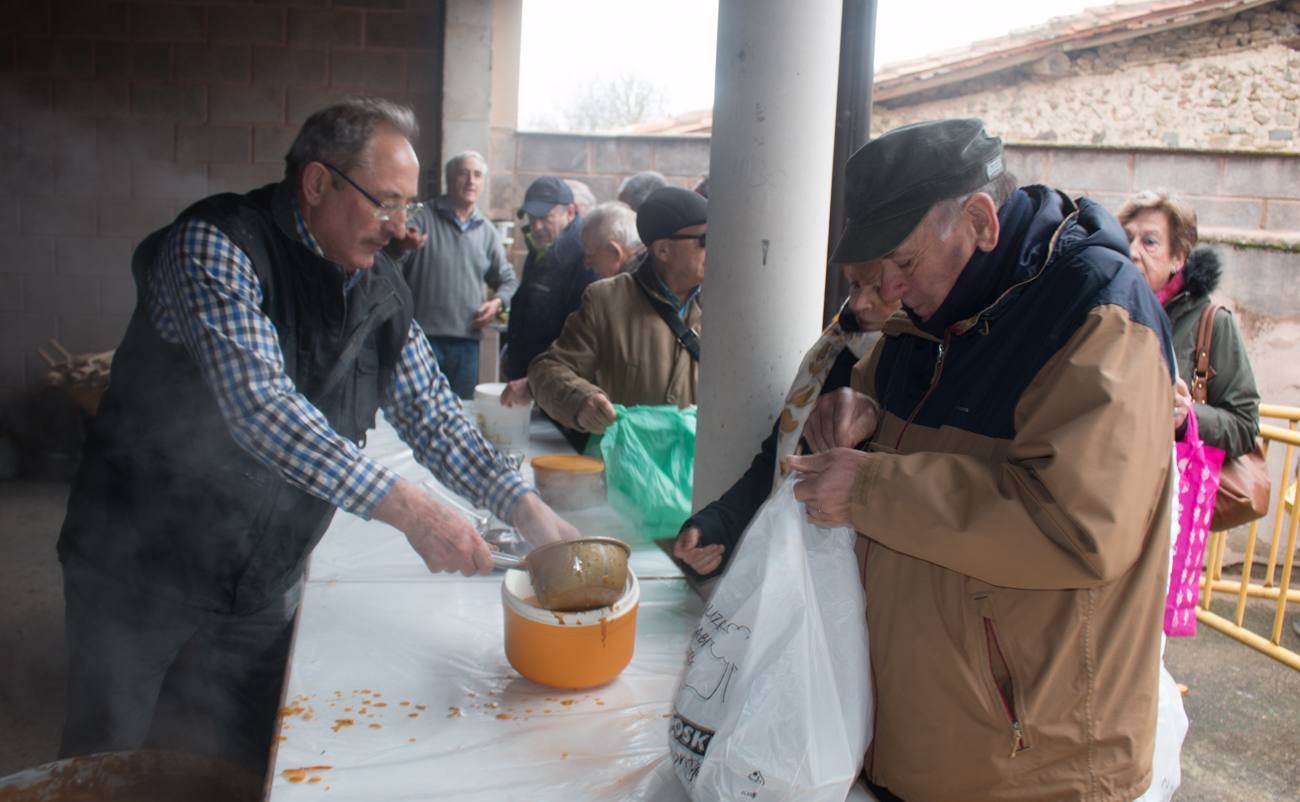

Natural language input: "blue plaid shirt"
[146,207,530,522]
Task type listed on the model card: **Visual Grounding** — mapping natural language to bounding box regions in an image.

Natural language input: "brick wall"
[873,1,1300,152]
[0,0,445,441]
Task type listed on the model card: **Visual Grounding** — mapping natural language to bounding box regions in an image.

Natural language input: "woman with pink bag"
[1119,191,1263,634]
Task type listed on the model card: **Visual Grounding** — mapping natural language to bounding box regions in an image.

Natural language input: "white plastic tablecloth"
[267,409,876,801]
[269,577,702,800]
[267,410,698,801]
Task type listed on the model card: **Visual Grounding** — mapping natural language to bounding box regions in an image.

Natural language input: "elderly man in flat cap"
[787,119,1176,802]
[528,186,706,436]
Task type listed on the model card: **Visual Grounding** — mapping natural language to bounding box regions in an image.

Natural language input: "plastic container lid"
[531,454,604,474]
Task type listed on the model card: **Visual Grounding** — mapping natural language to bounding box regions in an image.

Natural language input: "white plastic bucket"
[473,382,531,449]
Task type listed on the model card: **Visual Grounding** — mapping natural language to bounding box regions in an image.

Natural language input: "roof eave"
[873,0,1279,104]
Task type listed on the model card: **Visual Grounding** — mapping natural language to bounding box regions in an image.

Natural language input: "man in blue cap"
[500,176,594,409]
[788,118,1177,801]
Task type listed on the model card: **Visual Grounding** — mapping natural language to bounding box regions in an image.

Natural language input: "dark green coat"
[1165,247,1261,459]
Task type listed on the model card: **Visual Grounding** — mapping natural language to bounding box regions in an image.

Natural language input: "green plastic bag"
[588,404,696,539]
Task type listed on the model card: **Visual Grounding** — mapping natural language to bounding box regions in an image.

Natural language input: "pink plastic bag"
[1165,411,1225,637]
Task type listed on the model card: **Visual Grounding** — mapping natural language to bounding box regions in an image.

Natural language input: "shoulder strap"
[634,271,701,363]
[1191,302,1221,404]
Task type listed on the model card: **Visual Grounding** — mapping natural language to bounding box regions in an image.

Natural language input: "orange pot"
[501,568,639,689]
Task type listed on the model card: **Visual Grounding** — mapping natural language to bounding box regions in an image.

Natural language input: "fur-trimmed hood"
[1181,246,1222,299]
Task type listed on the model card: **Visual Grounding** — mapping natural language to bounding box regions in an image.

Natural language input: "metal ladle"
[420,480,526,569]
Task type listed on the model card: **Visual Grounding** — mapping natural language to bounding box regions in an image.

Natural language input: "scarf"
[1156,270,1185,306]
[772,304,875,489]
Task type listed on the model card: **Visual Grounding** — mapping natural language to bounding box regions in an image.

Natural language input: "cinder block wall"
[489,131,1300,405]
[0,0,445,446]
[1003,144,1300,234]
[486,129,710,221]
[1003,143,1300,404]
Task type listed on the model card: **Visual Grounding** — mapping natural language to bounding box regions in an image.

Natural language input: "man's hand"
[786,449,870,528]
[577,392,617,433]
[390,226,428,253]
[371,478,493,576]
[673,526,725,575]
[803,388,879,453]
[500,378,531,407]
[511,491,579,546]
[1173,378,1192,431]
[472,298,503,329]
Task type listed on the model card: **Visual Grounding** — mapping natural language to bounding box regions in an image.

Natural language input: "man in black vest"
[56,98,577,772]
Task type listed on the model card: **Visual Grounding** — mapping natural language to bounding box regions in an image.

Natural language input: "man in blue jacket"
[501,176,594,407]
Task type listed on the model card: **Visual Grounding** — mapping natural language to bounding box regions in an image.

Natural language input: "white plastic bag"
[669,475,872,802]
[1135,455,1188,802]
[1134,663,1188,802]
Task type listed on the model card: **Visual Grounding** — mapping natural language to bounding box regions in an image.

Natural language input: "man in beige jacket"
[789,119,1175,802]
[529,187,706,435]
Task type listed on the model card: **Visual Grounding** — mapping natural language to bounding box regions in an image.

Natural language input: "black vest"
[58,183,414,614]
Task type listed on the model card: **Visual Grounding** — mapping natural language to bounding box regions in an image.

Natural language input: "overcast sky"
[517,0,1108,130]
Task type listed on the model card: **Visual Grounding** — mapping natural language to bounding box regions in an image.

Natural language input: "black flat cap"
[636,186,708,245]
[830,118,1004,264]
[517,176,574,219]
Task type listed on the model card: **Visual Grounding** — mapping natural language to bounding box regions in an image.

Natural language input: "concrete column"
[439,0,503,196]
[693,0,844,508]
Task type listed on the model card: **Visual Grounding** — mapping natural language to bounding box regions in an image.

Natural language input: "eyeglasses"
[666,232,706,248]
[321,162,424,223]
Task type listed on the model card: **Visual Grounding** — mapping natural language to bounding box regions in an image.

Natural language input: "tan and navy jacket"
[528,255,700,427]
[851,187,1176,802]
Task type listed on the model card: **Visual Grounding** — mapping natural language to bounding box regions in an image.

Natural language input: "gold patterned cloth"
[772,310,876,489]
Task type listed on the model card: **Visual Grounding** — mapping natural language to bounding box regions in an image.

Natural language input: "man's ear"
[651,239,671,263]
[965,192,1000,253]
[609,240,627,263]
[301,162,330,208]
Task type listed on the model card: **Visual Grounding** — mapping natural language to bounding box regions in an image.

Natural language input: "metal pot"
[0,751,261,802]
[507,536,630,612]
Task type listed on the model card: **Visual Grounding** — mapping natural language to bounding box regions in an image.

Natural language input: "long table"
[265,408,876,801]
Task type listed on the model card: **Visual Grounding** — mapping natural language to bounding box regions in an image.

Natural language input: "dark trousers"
[427,335,480,400]
[59,555,302,774]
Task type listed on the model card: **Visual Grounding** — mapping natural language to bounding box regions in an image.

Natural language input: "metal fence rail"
[1198,403,1300,671]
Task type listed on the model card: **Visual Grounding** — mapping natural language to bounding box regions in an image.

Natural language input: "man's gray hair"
[617,171,667,211]
[927,170,1019,238]
[581,201,641,250]
[445,150,487,186]
[284,97,418,185]
[566,179,596,217]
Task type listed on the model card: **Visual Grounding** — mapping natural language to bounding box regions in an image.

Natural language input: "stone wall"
[874,1,1300,152]
[0,0,446,462]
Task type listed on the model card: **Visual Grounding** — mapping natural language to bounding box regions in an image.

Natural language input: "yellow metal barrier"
[1197,403,1300,671]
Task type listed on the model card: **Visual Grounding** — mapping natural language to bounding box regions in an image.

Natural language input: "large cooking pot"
[0,751,261,802]
[502,567,639,689]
